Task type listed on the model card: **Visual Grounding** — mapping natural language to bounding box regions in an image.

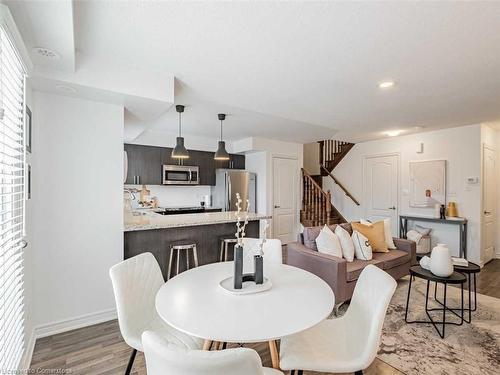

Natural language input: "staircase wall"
[323,124,482,265]
[303,142,320,175]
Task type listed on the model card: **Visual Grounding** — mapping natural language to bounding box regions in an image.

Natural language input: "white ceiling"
[8,1,500,143]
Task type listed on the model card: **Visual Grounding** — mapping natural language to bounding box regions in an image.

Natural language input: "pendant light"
[214,113,230,160]
[171,104,189,159]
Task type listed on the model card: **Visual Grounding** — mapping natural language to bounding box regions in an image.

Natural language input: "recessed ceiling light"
[379,81,395,89]
[32,47,60,59]
[385,130,403,137]
[55,84,77,94]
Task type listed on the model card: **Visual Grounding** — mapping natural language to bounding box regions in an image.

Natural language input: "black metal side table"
[434,262,480,323]
[405,265,466,338]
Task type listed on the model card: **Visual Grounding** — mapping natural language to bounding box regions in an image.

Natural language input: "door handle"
[388,206,396,210]
[189,169,192,183]
[484,210,492,214]
[274,205,280,208]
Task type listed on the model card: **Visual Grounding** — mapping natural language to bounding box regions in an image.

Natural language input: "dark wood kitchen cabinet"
[125,144,245,186]
[190,150,216,185]
[124,144,161,185]
[231,154,245,169]
[215,154,246,170]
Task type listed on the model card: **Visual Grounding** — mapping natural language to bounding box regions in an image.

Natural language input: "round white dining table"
[156,262,334,369]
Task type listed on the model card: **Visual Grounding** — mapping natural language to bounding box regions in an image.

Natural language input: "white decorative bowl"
[219,277,272,295]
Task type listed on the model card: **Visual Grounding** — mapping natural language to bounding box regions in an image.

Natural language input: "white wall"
[303,142,320,175]
[325,125,483,264]
[245,151,268,215]
[31,92,124,328]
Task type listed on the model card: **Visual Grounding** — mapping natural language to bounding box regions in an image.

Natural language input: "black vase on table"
[233,246,264,289]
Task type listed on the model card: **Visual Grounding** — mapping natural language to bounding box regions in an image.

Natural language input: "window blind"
[0,24,26,373]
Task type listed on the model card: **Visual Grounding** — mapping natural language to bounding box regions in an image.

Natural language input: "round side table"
[405,265,466,338]
[433,262,480,323]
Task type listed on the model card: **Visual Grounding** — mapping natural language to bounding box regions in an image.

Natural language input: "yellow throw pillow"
[351,221,389,253]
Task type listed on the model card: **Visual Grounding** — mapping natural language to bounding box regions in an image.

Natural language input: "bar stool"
[220,238,238,261]
[167,243,199,280]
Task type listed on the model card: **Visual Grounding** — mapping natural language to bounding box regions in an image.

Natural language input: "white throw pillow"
[315,225,343,258]
[383,218,397,249]
[361,218,396,250]
[334,225,355,262]
[352,230,373,260]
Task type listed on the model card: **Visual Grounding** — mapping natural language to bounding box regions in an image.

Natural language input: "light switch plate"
[466,177,479,184]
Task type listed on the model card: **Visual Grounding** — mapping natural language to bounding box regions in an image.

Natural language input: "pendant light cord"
[178,112,182,137]
[220,119,223,141]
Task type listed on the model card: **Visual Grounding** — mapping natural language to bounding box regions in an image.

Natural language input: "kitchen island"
[124,210,271,279]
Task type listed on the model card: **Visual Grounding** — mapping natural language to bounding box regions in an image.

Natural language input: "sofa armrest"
[286,242,347,301]
[393,237,417,265]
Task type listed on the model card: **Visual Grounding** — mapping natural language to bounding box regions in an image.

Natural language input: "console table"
[399,215,467,258]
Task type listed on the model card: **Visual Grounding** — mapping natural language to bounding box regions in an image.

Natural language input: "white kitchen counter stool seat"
[109,252,203,375]
[143,330,283,375]
[168,243,199,279]
[280,265,397,375]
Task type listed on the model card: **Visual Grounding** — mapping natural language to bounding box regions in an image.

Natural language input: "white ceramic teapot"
[430,243,454,277]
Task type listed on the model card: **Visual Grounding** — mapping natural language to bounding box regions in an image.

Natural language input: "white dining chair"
[142,330,284,375]
[279,265,397,375]
[241,237,282,273]
[109,253,203,375]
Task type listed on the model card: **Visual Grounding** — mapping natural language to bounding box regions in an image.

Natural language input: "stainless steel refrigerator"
[212,170,256,213]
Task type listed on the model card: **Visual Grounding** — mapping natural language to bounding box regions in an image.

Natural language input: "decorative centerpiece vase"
[430,243,453,277]
[232,193,266,290]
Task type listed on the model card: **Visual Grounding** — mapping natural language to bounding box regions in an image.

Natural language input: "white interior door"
[363,154,399,234]
[482,145,496,264]
[272,157,297,244]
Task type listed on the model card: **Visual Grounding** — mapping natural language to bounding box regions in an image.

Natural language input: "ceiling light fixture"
[171,105,189,159]
[379,81,395,89]
[385,130,403,137]
[214,113,230,161]
[32,47,60,59]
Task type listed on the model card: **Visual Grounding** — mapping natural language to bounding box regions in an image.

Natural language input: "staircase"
[319,140,355,174]
[301,168,343,227]
[300,139,358,227]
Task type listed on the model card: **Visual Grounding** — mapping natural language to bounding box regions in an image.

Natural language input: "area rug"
[373,276,500,375]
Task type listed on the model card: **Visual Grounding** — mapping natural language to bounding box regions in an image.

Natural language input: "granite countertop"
[124,210,272,232]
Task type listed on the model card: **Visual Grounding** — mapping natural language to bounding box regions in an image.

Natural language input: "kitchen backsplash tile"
[125,185,211,208]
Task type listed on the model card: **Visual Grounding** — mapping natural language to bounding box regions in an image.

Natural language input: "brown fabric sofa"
[286,223,416,305]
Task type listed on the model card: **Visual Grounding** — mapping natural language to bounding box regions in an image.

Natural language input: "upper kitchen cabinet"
[189,150,216,186]
[124,144,162,185]
[231,154,245,169]
[216,154,245,170]
[125,144,245,186]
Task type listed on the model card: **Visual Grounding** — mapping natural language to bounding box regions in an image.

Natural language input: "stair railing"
[320,164,360,206]
[301,168,333,225]
[319,140,350,166]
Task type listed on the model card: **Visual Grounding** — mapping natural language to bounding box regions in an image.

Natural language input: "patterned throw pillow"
[352,230,373,260]
[351,221,389,253]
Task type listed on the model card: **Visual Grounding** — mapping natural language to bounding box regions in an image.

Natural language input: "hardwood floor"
[30,259,500,375]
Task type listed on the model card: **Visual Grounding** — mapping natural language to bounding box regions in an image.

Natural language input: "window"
[0,24,26,372]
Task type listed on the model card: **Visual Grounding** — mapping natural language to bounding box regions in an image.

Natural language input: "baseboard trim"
[34,308,117,339]
[20,308,117,370]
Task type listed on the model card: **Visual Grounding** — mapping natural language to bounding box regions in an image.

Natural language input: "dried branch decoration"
[235,192,250,248]
[257,220,270,256]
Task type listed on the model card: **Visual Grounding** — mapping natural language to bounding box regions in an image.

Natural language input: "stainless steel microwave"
[162,165,199,185]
